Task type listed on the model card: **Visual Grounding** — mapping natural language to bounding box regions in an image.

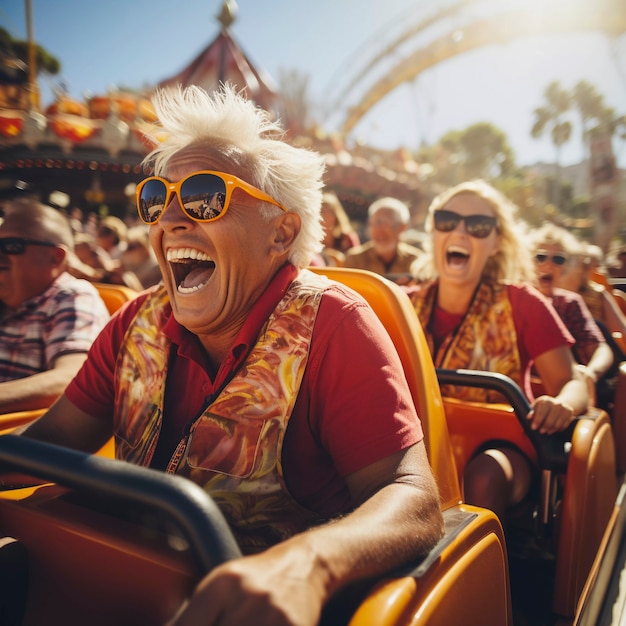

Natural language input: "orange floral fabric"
[413,280,523,402]
[113,270,330,552]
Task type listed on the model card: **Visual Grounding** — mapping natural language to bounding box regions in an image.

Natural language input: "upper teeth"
[447,245,468,255]
[166,248,212,262]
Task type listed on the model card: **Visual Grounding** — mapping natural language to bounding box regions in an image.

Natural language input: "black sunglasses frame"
[433,209,498,239]
[534,252,568,266]
[0,237,59,255]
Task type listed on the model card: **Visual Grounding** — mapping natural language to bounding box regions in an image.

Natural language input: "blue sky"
[1,0,625,166]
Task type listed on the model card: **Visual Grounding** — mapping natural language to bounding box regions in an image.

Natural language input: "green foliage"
[437,122,515,180]
[0,26,60,76]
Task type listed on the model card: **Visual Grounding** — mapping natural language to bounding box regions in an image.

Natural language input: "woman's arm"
[531,345,589,434]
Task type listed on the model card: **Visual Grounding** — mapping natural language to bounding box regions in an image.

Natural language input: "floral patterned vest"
[113,269,330,553]
[413,280,522,402]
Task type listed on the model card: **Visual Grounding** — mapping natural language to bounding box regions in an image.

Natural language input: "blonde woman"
[409,180,589,523]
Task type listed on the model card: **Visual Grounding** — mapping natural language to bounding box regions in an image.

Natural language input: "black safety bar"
[0,435,242,571]
[436,368,575,473]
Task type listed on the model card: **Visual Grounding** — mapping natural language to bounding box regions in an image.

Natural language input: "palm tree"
[571,80,607,189]
[438,123,514,184]
[572,80,606,154]
[460,122,515,179]
[531,81,573,207]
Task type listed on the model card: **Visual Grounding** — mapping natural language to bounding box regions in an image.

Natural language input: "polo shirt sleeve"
[560,292,606,364]
[65,294,149,420]
[510,283,575,365]
[300,282,423,477]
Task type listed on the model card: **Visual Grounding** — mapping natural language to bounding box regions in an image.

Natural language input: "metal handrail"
[0,435,242,571]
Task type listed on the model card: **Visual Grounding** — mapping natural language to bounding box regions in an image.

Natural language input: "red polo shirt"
[66,264,422,516]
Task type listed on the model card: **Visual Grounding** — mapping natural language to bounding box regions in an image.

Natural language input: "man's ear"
[270,212,301,255]
[50,245,69,268]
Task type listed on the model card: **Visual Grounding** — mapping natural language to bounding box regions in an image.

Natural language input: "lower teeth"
[178,282,206,294]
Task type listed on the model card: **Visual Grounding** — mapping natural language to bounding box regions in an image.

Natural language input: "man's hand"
[165,541,326,626]
[165,444,443,626]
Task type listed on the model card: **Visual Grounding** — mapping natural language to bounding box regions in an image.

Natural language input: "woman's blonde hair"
[416,179,535,284]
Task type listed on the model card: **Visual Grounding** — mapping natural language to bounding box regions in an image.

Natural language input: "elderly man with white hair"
[344,196,423,283]
[18,85,443,626]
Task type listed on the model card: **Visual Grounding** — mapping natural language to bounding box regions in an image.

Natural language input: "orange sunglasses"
[136,170,287,225]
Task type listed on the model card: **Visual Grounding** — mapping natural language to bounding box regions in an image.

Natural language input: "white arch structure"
[329,0,626,136]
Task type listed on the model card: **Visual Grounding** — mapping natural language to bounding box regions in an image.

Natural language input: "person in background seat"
[530,223,616,410]
[407,180,589,525]
[344,196,422,284]
[0,200,110,413]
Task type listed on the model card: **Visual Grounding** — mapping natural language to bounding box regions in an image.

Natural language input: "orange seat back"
[591,270,609,289]
[93,282,138,314]
[443,398,537,483]
[611,288,626,316]
[310,267,461,509]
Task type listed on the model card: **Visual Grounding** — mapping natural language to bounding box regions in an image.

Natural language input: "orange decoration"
[45,98,89,117]
[0,112,24,137]
[88,93,138,122]
[137,98,157,122]
[50,115,99,143]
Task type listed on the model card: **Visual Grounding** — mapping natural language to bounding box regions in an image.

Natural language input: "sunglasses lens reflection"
[535,253,567,266]
[138,174,229,224]
[0,239,25,255]
[138,179,167,223]
[433,211,460,232]
[180,174,227,221]
[464,216,496,238]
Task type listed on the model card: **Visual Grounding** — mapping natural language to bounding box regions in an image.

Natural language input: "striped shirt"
[0,273,110,381]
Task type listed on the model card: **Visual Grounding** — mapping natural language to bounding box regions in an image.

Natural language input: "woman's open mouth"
[446,245,469,269]
[167,247,215,294]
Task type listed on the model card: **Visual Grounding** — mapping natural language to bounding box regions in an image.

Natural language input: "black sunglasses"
[0,237,59,255]
[433,209,498,239]
[535,252,568,266]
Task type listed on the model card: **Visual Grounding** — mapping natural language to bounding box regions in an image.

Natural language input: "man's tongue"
[179,265,214,291]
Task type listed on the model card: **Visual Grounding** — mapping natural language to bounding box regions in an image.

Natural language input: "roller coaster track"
[329,0,626,136]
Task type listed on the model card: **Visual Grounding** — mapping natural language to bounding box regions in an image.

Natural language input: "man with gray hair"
[344,196,423,282]
[19,85,443,626]
[0,200,110,412]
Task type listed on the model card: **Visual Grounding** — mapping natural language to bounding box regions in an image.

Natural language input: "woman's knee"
[464,448,532,512]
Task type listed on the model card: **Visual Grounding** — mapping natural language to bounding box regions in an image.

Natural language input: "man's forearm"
[276,480,444,601]
[0,354,87,413]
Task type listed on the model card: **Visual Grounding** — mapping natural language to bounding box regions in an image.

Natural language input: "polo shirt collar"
[163,263,299,373]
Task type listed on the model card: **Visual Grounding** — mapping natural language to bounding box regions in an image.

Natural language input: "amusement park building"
[0,1,427,224]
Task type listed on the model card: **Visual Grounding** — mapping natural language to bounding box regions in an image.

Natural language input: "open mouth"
[446,245,469,269]
[166,247,215,294]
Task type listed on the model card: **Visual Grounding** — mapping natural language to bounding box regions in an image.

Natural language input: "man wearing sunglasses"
[0,200,110,413]
[19,85,443,626]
